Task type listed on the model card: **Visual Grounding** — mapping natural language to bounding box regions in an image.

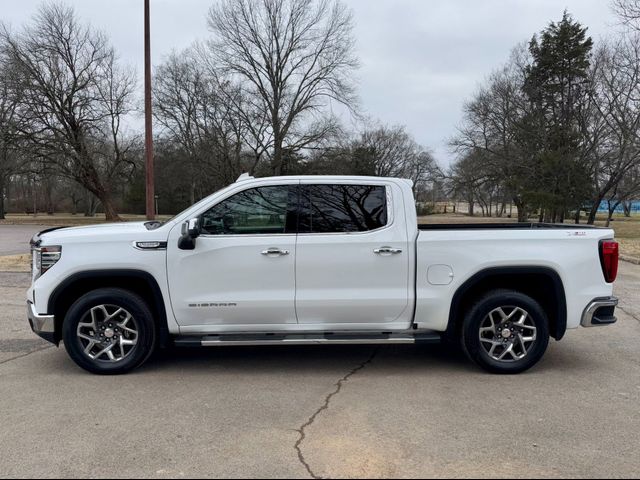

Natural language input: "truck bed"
[414,223,614,334]
[418,222,602,230]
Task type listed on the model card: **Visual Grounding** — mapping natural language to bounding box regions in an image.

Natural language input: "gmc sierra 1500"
[28,174,619,374]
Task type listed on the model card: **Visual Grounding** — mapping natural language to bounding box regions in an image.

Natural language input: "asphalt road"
[0,225,44,255]
[0,258,638,477]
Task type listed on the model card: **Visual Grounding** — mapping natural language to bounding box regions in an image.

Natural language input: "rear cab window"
[299,184,388,233]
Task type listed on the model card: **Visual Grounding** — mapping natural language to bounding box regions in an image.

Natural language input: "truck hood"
[34,222,164,245]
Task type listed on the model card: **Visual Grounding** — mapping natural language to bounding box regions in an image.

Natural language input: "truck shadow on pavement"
[31,339,597,377]
[145,344,473,374]
[132,340,595,377]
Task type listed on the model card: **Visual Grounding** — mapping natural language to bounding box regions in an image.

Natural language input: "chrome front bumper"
[581,297,618,327]
[27,301,56,344]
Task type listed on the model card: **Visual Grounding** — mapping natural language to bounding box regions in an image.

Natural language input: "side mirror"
[178,218,201,250]
[187,218,201,238]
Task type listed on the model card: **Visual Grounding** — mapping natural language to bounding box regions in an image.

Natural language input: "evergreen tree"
[523,11,594,222]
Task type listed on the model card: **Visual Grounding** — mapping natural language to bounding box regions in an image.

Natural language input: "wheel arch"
[48,269,170,347]
[446,266,567,342]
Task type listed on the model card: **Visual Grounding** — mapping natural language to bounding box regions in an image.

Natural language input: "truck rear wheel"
[62,288,156,375]
[461,289,549,374]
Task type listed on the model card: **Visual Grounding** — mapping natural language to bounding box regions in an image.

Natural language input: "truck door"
[167,183,299,328]
[294,181,412,328]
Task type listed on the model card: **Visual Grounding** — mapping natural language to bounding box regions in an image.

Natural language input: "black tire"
[461,289,550,374]
[62,288,156,375]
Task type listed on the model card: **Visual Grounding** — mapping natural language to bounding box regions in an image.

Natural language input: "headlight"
[32,246,62,278]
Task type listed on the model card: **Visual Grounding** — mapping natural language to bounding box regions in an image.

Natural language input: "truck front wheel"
[62,288,156,375]
[461,289,550,374]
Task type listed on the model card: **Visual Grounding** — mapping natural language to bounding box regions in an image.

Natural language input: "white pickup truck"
[27,175,619,375]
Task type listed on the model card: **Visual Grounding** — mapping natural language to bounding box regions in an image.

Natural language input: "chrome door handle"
[261,248,289,256]
[374,247,403,255]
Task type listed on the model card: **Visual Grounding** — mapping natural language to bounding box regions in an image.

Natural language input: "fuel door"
[427,264,454,285]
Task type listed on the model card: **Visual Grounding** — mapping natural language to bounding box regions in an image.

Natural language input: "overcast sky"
[1,0,619,167]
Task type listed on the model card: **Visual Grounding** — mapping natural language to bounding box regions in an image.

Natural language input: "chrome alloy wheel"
[478,306,537,362]
[76,305,139,363]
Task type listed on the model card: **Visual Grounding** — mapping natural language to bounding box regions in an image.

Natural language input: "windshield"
[145,186,230,229]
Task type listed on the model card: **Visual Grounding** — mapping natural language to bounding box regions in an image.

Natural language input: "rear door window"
[299,184,388,233]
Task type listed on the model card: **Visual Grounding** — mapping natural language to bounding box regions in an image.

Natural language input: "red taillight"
[600,240,619,283]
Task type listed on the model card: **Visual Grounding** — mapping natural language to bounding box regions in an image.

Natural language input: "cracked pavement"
[0,259,639,477]
[294,349,379,479]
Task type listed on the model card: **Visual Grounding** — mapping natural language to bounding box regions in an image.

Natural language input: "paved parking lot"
[0,233,639,478]
[0,225,43,255]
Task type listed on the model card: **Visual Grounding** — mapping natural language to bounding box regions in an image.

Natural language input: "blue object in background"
[597,200,640,213]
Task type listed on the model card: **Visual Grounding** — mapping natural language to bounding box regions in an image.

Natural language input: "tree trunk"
[514,199,527,222]
[586,195,605,225]
[32,179,38,217]
[498,202,505,217]
[272,135,284,175]
[467,197,475,216]
[97,191,121,221]
[623,201,632,217]
[605,201,621,228]
[71,194,79,215]
[606,207,614,227]
[84,190,95,217]
[0,178,5,220]
[45,180,54,215]
[574,208,580,224]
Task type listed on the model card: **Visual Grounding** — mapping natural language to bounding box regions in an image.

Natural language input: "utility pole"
[144,0,155,220]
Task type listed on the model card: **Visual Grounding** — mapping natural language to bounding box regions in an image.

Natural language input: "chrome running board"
[174,332,441,348]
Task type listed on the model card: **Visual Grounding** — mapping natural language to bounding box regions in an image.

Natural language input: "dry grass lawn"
[0,213,172,226]
[0,254,31,272]
[597,217,640,259]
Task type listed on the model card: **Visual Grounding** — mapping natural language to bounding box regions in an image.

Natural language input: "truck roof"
[235,173,414,186]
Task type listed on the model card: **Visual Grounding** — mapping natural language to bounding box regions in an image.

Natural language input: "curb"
[620,255,640,265]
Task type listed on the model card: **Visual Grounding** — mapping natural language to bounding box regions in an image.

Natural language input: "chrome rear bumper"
[27,301,56,344]
[581,297,618,327]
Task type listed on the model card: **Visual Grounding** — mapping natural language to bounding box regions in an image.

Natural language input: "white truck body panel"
[414,228,614,332]
[28,175,616,342]
[295,178,413,328]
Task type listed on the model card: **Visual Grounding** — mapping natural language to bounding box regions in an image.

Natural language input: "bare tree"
[0,50,22,219]
[409,150,442,198]
[355,125,419,177]
[602,165,640,225]
[207,0,359,174]
[450,47,537,221]
[350,123,440,196]
[587,36,640,223]
[154,48,278,201]
[613,0,640,30]
[0,3,138,220]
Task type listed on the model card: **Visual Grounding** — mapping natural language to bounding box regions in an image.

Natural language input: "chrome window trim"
[199,233,297,239]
